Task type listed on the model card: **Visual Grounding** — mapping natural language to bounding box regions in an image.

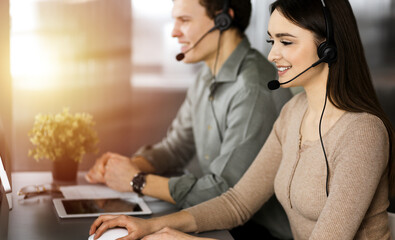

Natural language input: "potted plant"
[28,108,99,182]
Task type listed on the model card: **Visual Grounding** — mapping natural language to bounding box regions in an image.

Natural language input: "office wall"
[11,0,131,171]
[10,0,189,172]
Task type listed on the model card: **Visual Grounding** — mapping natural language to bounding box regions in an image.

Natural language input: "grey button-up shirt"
[135,37,293,238]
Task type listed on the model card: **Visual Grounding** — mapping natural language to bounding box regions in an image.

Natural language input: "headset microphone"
[176,26,217,61]
[267,57,325,90]
[268,0,336,91]
[176,0,232,61]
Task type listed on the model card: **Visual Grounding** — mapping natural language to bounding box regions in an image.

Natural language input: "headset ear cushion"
[214,12,232,32]
[317,41,337,64]
[317,41,328,59]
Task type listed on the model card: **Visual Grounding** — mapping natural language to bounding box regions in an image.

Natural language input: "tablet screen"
[62,198,142,214]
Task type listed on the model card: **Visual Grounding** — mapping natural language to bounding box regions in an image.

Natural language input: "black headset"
[269,0,337,197]
[210,0,233,143]
[214,0,232,32]
[318,0,337,66]
[210,0,232,99]
[267,0,337,90]
[318,0,336,197]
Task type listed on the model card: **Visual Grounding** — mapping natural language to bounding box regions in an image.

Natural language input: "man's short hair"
[199,0,251,34]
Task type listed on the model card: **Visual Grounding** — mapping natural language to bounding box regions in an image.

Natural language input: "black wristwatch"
[130,172,147,196]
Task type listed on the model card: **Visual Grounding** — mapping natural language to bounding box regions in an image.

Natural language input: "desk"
[8,172,234,240]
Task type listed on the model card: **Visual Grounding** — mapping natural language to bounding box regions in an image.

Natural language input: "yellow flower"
[54,148,63,158]
[78,134,86,143]
[66,129,73,137]
[59,134,66,143]
[72,121,79,129]
[28,108,99,163]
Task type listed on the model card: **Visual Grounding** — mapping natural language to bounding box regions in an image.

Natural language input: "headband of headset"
[214,0,232,32]
[318,0,337,65]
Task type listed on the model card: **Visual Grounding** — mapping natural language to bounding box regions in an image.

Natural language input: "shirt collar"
[202,37,251,83]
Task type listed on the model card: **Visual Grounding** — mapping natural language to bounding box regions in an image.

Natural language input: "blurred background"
[0,0,393,173]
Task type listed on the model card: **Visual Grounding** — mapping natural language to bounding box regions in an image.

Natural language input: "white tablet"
[53,197,152,218]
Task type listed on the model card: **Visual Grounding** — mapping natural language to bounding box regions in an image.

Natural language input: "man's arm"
[131,156,156,173]
[86,78,198,184]
[132,81,199,174]
[143,175,175,204]
[169,88,284,208]
[103,88,279,206]
[99,153,175,204]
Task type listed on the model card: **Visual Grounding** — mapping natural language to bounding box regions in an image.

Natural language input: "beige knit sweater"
[185,92,390,239]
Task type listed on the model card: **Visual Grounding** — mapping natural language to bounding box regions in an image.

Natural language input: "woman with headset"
[89,0,395,239]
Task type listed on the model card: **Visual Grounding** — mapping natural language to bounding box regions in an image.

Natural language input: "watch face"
[131,172,147,194]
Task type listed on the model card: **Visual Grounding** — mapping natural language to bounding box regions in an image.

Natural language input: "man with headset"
[86,0,292,239]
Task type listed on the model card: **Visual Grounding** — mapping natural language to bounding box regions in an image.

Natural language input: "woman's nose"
[267,44,282,62]
[268,44,281,63]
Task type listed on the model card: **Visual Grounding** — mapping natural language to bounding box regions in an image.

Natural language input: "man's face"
[171,0,220,64]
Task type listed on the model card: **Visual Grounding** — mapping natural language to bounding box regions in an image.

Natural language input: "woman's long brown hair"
[271,0,395,196]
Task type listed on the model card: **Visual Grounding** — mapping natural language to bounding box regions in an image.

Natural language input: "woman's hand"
[89,215,156,240]
[89,211,199,240]
[142,227,216,240]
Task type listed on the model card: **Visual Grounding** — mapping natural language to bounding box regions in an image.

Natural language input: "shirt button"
[204,155,209,160]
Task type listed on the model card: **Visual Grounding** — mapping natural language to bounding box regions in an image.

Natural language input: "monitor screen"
[0,157,11,194]
[0,193,9,239]
[0,155,11,210]
[0,0,12,208]
[0,1,12,239]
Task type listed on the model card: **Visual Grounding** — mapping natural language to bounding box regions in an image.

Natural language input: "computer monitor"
[0,156,11,209]
[0,121,11,239]
[0,193,9,239]
[0,155,10,240]
[0,1,12,239]
[0,0,11,200]
[0,83,12,237]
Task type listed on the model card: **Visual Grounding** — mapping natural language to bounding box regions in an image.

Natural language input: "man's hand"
[104,153,141,192]
[85,152,113,184]
[86,152,174,203]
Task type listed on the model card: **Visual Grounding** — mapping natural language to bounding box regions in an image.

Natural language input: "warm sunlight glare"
[132,0,173,18]
[11,36,59,80]
[10,0,62,90]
